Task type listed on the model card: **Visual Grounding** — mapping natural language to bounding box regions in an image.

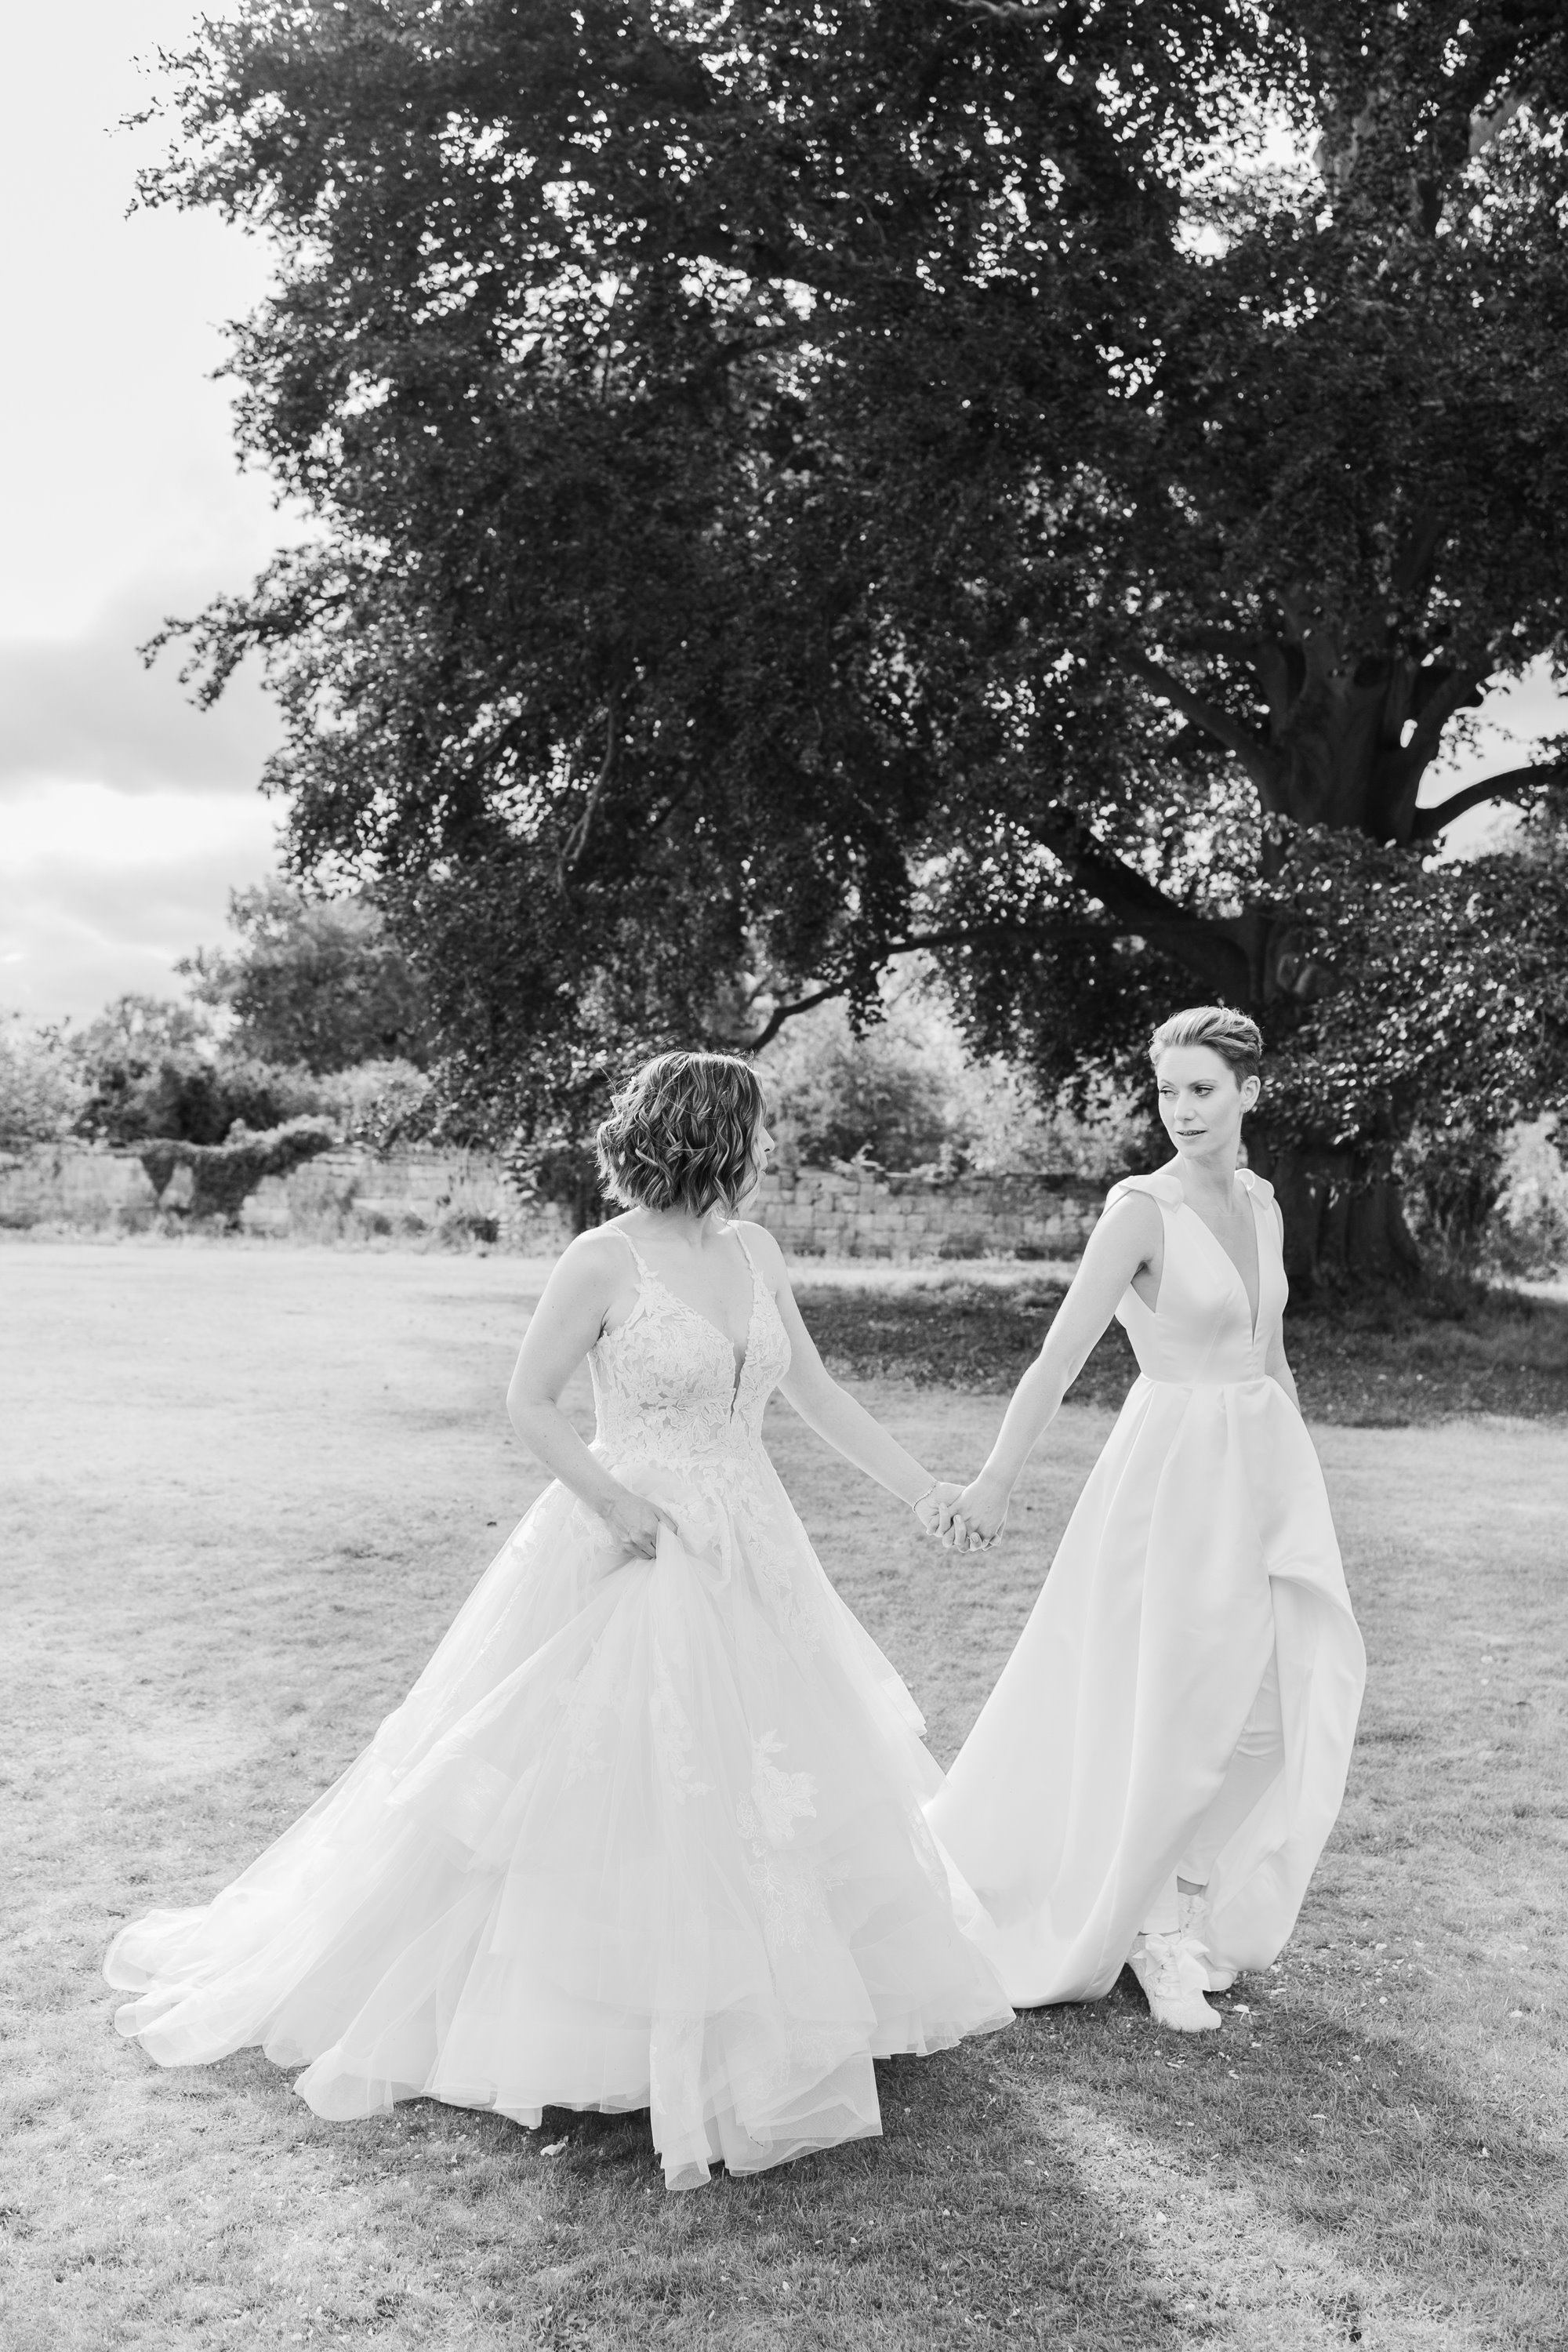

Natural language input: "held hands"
[597,1483,677,1560]
[915,1480,966,1537]
[935,1472,1010,1553]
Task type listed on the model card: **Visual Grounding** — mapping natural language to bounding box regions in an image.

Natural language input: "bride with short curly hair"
[108,1048,1010,2190]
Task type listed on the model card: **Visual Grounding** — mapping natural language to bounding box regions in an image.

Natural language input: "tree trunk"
[1247,1138,1424,1294]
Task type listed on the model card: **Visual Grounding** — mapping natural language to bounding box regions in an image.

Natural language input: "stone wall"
[0,1142,1105,1261]
[242,1147,575,1253]
[755,1164,1103,1260]
[0,1145,158,1231]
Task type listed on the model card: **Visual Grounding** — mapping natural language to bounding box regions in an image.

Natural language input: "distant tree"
[0,1019,86,1149]
[182,883,430,1073]
[764,1006,960,1173]
[67,996,214,1146]
[143,0,1568,1283]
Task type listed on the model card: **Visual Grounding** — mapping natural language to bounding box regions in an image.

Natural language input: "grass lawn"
[793,1269,1568,1424]
[3,1238,1567,2351]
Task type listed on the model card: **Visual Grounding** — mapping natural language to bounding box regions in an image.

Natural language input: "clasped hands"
[916,1472,1009,1553]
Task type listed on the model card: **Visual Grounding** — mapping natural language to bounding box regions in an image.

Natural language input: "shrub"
[1484,1120,1568,1280]
[765,1016,956,1171]
[136,1117,338,1226]
[309,1059,434,1150]
[759,989,1139,1179]
[60,994,361,1148]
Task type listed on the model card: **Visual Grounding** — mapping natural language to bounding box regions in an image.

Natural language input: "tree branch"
[1408,761,1566,841]
[1401,661,1486,771]
[560,694,619,876]
[1391,507,1443,597]
[740,835,1257,1053]
[742,985,844,1053]
[1173,628,1258,662]
[1033,800,1255,1000]
[941,0,1065,21]
[1120,652,1275,791]
[737,910,1167,1053]
[739,921,1070,1051]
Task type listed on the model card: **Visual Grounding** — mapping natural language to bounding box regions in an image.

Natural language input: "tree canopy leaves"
[143,0,1568,1268]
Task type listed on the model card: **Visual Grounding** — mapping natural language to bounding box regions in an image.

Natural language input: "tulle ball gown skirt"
[107,1440,1011,2190]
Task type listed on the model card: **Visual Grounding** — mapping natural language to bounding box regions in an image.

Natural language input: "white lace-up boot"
[1129,1930,1222,2031]
[1178,1886,1235,1994]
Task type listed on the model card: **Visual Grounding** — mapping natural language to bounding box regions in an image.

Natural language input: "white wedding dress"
[107,1228,1011,2190]
[927,1170,1367,2005]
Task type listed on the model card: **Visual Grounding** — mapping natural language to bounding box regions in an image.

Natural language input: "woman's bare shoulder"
[553,1223,636,1290]
[1094,1186,1164,1247]
[733,1218,789,1283]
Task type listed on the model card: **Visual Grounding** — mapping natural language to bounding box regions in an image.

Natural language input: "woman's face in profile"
[738,1117,775,1204]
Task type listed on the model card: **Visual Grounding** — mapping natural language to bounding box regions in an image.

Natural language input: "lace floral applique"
[747,1511,825,1653]
[746,1730,817,1841]
[740,1501,793,1606]
[736,1733,824,1954]
[649,1642,713,1801]
[555,1658,615,1790]
[587,1246,791,1466]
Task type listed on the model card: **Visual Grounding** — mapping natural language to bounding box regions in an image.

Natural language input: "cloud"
[0,579,286,800]
[0,780,280,1022]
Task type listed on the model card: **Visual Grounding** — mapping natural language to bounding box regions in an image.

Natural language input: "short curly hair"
[1149,1003,1264,1084]
[595,1051,766,1217]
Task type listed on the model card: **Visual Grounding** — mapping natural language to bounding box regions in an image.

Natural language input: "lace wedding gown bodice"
[107,1218,1009,2190]
[588,1231,791,1470]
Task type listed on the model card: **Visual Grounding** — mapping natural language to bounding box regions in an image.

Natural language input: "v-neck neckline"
[628,1235,761,1410]
[1178,1177,1262,1345]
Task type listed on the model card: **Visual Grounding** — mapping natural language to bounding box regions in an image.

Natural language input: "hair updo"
[595,1051,766,1218]
[1149,1004,1264,1086]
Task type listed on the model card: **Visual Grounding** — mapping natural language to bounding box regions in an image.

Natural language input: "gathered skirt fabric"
[107,1441,1011,2190]
[926,1371,1367,2006]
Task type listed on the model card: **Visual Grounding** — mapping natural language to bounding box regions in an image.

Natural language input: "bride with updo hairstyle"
[108,1047,1011,2191]
[927,1006,1367,2034]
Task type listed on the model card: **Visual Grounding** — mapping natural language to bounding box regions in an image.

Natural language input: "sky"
[0,9,1560,1028]
[0,3,290,1024]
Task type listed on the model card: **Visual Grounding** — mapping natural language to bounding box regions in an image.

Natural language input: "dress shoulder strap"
[1237,1169,1276,1207]
[1105,1169,1184,1214]
[607,1225,655,1284]
[728,1220,759,1276]
[728,1219,773,1294]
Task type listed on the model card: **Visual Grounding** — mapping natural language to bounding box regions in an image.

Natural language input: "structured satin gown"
[927,1170,1366,2005]
[107,1230,1011,2190]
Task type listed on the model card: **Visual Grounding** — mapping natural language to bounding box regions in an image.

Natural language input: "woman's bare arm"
[743,1223,946,1510]
[942,1192,1161,1546]
[505,1232,674,1558]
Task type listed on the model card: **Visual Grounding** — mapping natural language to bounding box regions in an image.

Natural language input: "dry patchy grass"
[2,1241,1566,2350]
[796,1270,1568,1425]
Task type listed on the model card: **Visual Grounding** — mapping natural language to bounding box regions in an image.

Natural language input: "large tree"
[146,0,1568,1279]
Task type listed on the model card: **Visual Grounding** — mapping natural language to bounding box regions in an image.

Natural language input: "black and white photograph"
[5,3,1568,2347]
